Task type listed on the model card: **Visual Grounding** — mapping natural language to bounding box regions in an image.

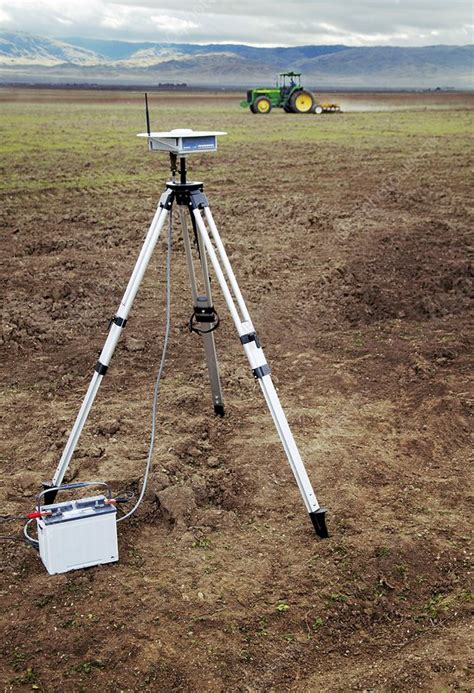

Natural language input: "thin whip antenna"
[144,92,151,135]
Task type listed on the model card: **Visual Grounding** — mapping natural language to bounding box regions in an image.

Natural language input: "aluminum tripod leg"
[192,203,327,537]
[178,207,224,416]
[48,191,173,493]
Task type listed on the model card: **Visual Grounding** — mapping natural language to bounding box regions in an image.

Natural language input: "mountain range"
[0,31,472,88]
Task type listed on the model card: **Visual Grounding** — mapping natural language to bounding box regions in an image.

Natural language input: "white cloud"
[98,5,199,36]
[55,17,73,26]
[0,0,471,46]
[150,14,199,33]
[316,22,411,45]
[101,7,127,29]
[0,7,12,24]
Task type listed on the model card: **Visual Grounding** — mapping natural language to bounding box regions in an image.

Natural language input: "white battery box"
[37,494,118,575]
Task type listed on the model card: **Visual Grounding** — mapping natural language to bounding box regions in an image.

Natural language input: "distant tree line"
[0,81,188,91]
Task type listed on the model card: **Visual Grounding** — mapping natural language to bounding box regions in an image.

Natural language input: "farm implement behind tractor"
[240,72,341,115]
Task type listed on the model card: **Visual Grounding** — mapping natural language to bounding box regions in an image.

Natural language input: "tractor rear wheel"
[290,90,314,114]
[254,96,272,114]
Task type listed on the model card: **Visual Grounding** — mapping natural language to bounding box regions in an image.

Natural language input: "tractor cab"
[278,71,302,93]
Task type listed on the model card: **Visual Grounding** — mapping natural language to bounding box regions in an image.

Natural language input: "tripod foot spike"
[214,404,225,417]
[309,508,329,538]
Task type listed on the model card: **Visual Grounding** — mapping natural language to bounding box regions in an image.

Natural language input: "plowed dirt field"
[1,89,473,691]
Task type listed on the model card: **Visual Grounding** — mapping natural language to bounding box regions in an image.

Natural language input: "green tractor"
[240,71,340,115]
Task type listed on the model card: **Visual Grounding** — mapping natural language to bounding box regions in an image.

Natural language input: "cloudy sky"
[0,0,472,46]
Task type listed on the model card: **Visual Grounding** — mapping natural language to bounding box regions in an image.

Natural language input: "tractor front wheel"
[254,96,272,114]
[290,90,314,114]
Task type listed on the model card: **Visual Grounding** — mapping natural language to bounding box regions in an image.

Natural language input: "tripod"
[45,155,328,538]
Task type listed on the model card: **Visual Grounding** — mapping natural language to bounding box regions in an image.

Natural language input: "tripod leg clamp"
[108,315,127,331]
[252,364,271,379]
[240,331,261,348]
[95,361,108,376]
[309,508,329,538]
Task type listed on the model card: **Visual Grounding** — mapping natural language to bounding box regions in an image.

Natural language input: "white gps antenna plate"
[137,128,227,155]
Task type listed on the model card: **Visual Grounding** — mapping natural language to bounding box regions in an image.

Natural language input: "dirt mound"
[314,220,472,326]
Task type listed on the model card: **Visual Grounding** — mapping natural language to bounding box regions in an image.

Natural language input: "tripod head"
[137,129,227,183]
[138,94,227,182]
[137,128,227,156]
